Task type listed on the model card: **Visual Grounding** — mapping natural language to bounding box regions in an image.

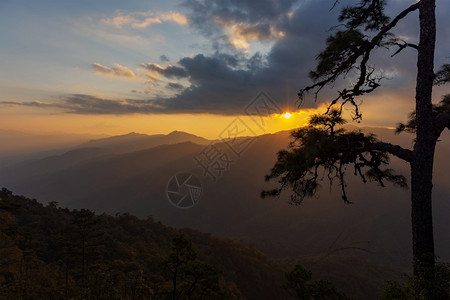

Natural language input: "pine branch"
[299,2,421,114]
[398,94,450,140]
[263,111,410,203]
[367,141,414,162]
[434,64,450,86]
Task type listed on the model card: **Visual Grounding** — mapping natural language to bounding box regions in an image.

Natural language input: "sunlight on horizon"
[0,106,327,139]
[0,98,412,139]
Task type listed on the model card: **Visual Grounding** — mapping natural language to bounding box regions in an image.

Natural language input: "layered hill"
[1,128,449,277]
[0,129,107,167]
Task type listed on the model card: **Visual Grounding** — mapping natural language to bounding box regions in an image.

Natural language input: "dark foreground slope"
[0,189,408,300]
[0,189,286,299]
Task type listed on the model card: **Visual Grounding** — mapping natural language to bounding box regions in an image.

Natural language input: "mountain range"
[0,129,107,168]
[1,127,449,298]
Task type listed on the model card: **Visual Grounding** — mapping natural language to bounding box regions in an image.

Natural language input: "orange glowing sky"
[0,0,448,138]
[0,105,323,139]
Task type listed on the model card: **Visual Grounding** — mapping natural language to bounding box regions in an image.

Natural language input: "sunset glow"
[0,0,448,138]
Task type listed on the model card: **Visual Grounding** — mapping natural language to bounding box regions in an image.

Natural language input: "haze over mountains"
[0,130,108,168]
[1,127,449,276]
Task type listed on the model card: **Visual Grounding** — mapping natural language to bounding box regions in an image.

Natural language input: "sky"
[0,0,449,138]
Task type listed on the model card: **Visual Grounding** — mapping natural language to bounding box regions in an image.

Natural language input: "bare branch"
[337,162,351,203]
[330,0,340,12]
[391,41,419,57]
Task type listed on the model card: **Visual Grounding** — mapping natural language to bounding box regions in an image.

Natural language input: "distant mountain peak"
[121,132,147,137]
[168,130,189,136]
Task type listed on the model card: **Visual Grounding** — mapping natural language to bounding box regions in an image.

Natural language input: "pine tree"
[264,1,449,297]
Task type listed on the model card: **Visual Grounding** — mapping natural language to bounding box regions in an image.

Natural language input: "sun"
[283,112,292,119]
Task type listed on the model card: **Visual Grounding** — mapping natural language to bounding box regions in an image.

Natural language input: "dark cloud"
[160,54,170,62]
[151,0,342,113]
[183,0,298,27]
[182,0,298,52]
[167,82,184,90]
[141,63,188,78]
[179,54,247,84]
[161,0,449,114]
[0,91,261,115]
[0,95,166,115]
[234,23,276,40]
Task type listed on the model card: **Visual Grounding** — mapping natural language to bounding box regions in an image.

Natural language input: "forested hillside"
[0,188,286,299]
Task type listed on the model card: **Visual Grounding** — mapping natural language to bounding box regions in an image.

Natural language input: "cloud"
[229,23,285,47]
[154,0,447,116]
[23,1,356,115]
[159,0,447,116]
[101,14,136,28]
[131,0,341,113]
[0,95,166,115]
[167,82,184,90]
[92,63,135,79]
[101,11,188,29]
[183,0,298,28]
[160,12,188,26]
[213,17,285,49]
[160,55,170,62]
[141,63,188,79]
[3,0,449,120]
[183,0,296,50]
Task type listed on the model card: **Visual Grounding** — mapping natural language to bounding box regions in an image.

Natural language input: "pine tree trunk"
[411,0,436,296]
[411,159,435,295]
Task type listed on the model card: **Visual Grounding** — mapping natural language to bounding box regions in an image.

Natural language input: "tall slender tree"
[264,0,449,297]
